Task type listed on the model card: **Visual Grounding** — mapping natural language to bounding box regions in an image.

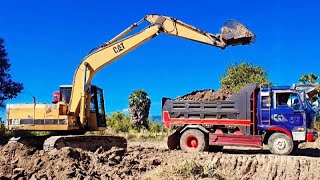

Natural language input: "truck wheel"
[180,129,208,152]
[268,133,293,155]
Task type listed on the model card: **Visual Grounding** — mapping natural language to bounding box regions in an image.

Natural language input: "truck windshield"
[288,93,303,110]
[276,92,303,110]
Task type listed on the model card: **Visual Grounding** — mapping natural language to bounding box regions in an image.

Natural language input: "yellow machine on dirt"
[5,14,255,151]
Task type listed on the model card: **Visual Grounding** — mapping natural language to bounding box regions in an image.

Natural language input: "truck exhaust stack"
[220,20,255,46]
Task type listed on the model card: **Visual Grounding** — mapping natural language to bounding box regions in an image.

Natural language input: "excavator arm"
[68,14,255,126]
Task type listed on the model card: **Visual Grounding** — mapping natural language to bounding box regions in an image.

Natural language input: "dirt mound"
[176,88,232,101]
[145,151,320,180]
[0,142,38,179]
[1,141,320,179]
[0,142,165,179]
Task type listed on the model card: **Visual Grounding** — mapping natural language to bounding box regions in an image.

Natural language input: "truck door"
[271,92,304,130]
[259,92,272,125]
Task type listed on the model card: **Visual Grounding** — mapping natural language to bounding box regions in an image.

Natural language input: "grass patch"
[149,159,224,180]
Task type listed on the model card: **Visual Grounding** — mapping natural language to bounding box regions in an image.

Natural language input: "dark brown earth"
[175,88,232,101]
[0,142,164,180]
[0,140,319,180]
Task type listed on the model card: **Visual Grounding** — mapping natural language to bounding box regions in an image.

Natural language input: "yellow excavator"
[6,14,255,151]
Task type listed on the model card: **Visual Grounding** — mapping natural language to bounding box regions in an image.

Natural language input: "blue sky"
[1,0,319,117]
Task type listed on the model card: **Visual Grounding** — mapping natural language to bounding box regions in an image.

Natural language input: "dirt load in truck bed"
[175,88,232,101]
[1,140,320,179]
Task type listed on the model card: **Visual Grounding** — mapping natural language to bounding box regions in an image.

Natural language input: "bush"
[105,112,169,141]
[106,112,131,133]
[150,123,162,133]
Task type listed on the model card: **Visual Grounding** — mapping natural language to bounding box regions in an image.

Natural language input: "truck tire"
[268,133,293,155]
[180,129,208,152]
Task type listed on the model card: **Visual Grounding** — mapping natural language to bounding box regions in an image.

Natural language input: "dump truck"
[5,14,255,151]
[163,83,318,155]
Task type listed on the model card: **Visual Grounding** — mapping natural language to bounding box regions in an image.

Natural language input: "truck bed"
[162,98,238,119]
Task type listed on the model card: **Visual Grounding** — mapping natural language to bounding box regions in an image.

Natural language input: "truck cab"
[258,85,317,143]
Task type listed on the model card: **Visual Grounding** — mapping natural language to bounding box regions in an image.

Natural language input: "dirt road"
[0,139,319,179]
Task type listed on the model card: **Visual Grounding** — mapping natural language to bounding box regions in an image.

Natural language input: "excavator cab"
[57,85,106,128]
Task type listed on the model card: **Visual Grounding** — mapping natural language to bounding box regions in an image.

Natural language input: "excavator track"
[43,135,127,151]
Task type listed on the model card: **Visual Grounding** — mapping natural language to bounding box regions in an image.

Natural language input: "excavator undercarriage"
[9,135,127,152]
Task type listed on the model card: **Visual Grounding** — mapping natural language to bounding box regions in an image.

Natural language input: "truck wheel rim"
[274,138,286,150]
[186,136,198,148]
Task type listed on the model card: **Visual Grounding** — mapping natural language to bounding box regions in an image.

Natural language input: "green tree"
[0,38,23,108]
[298,74,319,103]
[220,62,270,93]
[128,89,151,131]
[106,112,131,133]
[299,73,318,84]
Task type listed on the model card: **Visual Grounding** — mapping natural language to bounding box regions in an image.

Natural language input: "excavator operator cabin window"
[90,94,96,112]
[60,86,72,104]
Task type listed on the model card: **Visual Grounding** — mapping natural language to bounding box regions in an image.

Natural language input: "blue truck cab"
[257,85,318,144]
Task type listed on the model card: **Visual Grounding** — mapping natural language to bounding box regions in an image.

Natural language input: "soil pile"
[176,88,232,101]
[0,142,165,179]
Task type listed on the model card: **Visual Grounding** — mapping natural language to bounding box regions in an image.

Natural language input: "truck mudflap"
[209,133,262,147]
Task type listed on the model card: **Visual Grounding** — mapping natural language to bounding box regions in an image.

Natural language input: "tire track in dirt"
[205,153,320,179]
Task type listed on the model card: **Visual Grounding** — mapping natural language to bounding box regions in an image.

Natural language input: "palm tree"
[128,89,151,131]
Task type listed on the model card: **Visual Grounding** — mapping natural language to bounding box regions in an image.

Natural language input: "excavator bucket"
[220,20,255,46]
